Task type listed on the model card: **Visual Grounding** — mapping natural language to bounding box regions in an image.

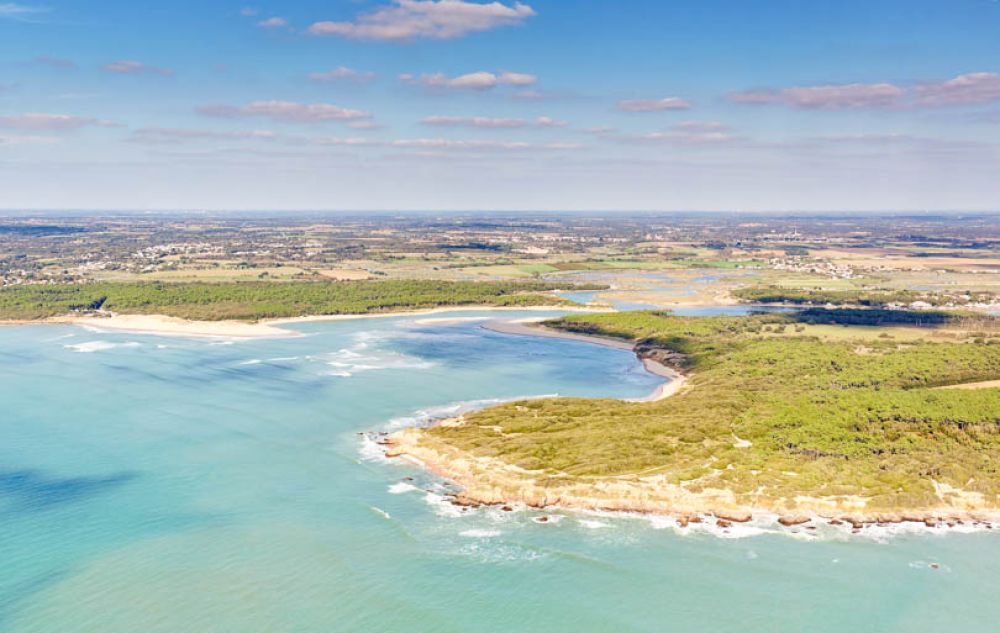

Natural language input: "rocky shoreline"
[382,319,1000,535]
[382,426,1000,534]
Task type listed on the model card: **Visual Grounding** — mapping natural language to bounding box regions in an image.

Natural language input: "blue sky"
[1,0,999,211]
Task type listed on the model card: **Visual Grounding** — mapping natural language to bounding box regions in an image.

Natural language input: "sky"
[1,0,999,212]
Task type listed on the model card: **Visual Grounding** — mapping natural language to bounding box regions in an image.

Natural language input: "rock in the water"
[778,515,810,527]
[450,494,480,507]
[716,511,752,523]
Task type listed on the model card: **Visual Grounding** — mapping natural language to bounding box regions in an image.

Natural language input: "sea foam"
[65,340,141,353]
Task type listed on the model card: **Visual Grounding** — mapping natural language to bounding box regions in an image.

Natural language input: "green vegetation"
[0,280,591,321]
[426,310,1000,509]
[734,285,997,308]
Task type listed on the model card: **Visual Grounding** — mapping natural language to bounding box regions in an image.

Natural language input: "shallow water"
[2,312,999,633]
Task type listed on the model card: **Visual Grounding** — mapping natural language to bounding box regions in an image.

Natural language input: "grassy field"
[421,310,1000,511]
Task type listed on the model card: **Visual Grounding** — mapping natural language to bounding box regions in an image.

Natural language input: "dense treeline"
[0,280,591,321]
[734,285,996,308]
[791,308,997,327]
[427,310,1000,509]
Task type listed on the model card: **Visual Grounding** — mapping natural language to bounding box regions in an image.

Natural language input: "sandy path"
[936,380,1000,390]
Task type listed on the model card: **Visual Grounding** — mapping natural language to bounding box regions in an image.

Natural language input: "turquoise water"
[2,312,999,633]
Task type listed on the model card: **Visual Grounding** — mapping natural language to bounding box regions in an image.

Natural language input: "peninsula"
[388,309,1000,528]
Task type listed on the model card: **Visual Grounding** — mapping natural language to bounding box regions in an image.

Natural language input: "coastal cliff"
[387,310,1000,529]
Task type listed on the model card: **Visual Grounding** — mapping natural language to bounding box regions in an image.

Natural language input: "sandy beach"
[47,314,300,339]
[0,304,606,339]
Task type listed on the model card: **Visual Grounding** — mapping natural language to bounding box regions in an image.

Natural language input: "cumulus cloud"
[728,82,904,109]
[103,60,175,77]
[497,71,536,86]
[616,97,692,112]
[239,7,259,17]
[197,100,371,123]
[0,113,120,131]
[309,66,376,83]
[130,127,277,144]
[308,0,535,41]
[915,72,1000,107]
[257,16,288,28]
[421,115,566,128]
[401,70,536,90]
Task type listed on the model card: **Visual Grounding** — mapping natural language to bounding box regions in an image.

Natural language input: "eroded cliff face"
[385,426,1000,530]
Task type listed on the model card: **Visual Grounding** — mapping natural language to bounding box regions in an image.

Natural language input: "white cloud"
[103,60,175,77]
[258,16,288,28]
[130,128,277,144]
[622,121,740,146]
[401,70,536,90]
[497,71,536,86]
[616,97,692,112]
[0,3,48,21]
[728,83,904,109]
[0,113,120,131]
[306,136,581,153]
[673,120,731,133]
[391,137,581,151]
[309,66,376,83]
[240,7,259,17]
[197,100,372,123]
[915,72,1000,107]
[421,115,565,128]
[308,0,535,41]
[314,137,382,147]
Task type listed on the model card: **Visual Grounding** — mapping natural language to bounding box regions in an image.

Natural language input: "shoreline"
[0,304,608,339]
[482,317,686,402]
[385,428,1000,531]
[385,317,1000,532]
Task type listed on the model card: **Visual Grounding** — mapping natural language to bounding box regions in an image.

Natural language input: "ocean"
[1,311,998,632]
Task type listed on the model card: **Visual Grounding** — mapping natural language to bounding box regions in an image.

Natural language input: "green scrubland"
[426,310,1000,509]
[0,280,586,321]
